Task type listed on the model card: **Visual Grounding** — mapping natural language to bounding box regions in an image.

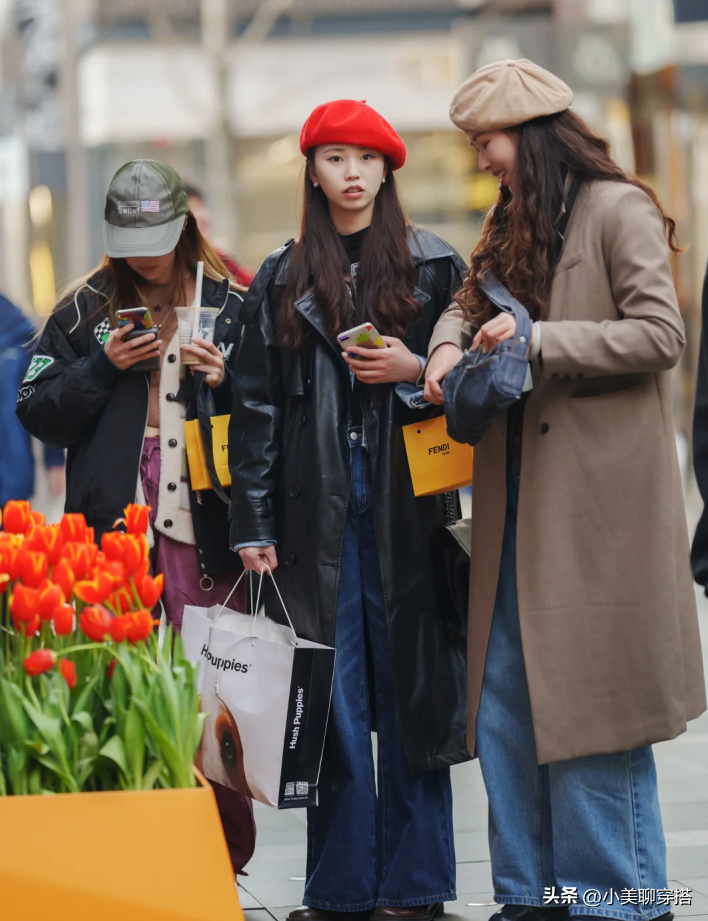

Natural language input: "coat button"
[540,423,550,435]
[168,354,177,363]
[225,318,232,324]
[289,485,301,498]
[168,438,178,448]
[299,415,307,428]
[164,519,173,528]
[286,554,297,566]
[167,482,177,492]
[166,392,176,402]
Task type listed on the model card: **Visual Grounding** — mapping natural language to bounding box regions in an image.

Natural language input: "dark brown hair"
[458,110,681,327]
[279,153,418,350]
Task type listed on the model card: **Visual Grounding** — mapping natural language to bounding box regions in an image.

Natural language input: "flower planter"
[0,771,244,921]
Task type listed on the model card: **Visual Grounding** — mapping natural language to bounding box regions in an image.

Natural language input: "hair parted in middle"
[457,109,681,330]
[278,152,419,351]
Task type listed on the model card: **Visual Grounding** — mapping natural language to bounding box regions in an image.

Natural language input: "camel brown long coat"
[429,180,707,764]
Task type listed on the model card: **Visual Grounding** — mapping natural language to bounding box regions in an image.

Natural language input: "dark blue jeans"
[303,427,456,911]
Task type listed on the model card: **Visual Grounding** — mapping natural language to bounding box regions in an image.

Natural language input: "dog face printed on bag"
[197,697,253,797]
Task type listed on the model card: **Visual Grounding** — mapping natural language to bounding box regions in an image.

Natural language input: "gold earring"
[313,181,319,188]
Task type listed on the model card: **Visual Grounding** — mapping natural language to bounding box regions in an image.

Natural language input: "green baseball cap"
[103,160,189,259]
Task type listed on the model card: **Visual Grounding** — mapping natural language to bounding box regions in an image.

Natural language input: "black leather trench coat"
[229,227,470,773]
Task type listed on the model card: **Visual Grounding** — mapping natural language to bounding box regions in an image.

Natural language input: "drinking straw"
[192,260,204,338]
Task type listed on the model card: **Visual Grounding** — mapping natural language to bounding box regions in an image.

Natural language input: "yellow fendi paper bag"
[402,415,473,497]
[184,415,231,490]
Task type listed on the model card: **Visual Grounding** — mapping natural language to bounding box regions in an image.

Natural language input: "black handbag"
[442,274,533,447]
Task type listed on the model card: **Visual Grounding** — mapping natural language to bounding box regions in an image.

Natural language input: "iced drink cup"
[176,307,219,365]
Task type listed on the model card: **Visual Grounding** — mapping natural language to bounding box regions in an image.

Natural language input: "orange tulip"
[26,524,65,566]
[135,572,164,609]
[22,613,41,638]
[79,605,113,642]
[101,532,147,577]
[59,658,77,689]
[23,649,56,677]
[109,615,129,643]
[107,584,133,615]
[29,510,45,528]
[117,504,150,536]
[52,559,76,600]
[18,551,49,589]
[37,583,66,622]
[124,609,157,643]
[74,569,122,605]
[53,603,75,636]
[3,500,31,534]
[10,583,38,624]
[59,542,93,581]
[59,513,88,544]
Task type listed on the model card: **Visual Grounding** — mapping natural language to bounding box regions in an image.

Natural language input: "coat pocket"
[569,374,647,399]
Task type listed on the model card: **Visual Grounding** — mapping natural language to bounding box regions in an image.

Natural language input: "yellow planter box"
[0,772,244,921]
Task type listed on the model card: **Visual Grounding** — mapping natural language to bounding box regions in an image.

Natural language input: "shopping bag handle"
[214,568,253,619]
[253,564,299,647]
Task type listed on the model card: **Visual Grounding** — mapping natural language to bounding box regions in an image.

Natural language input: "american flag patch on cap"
[141,200,160,212]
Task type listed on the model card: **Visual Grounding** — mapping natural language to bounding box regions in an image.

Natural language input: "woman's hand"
[104,324,160,370]
[342,336,421,385]
[239,545,278,573]
[472,313,517,354]
[182,339,225,389]
[423,343,463,405]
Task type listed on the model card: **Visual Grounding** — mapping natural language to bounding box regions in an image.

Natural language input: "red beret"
[299,99,407,171]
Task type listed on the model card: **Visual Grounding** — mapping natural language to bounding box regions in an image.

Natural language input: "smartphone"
[337,323,385,351]
[116,307,155,330]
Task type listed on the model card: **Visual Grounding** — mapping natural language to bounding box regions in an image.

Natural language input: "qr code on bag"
[285,782,309,797]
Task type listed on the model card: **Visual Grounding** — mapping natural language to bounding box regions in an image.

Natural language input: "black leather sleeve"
[16,291,122,449]
[691,263,708,590]
[228,267,284,546]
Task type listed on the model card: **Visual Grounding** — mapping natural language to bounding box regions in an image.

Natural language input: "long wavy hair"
[279,153,418,350]
[458,110,681,327]
[59,212,244,325]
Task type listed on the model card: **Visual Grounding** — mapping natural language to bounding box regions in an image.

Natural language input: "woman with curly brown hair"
[424,60,706,921]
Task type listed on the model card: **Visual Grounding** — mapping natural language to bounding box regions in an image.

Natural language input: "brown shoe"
[288,909,371,921]
[372,904,444,921]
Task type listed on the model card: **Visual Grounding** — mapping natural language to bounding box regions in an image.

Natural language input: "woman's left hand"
[182,339,225,388]
[343,336,421,385]
[472,313,518,354]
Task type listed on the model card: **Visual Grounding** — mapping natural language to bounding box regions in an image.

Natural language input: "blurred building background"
[0,0,706,456]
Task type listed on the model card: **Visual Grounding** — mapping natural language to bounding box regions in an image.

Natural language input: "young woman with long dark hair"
[229,100,469,920]
[425,60,706,921]
[17,159,255,875]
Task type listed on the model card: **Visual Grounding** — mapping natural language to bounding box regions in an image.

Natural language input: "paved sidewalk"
[238,582,708,921]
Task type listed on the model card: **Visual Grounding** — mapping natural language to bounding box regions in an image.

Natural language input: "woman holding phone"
[17,159,255,874]
[229,100,469,921]
[424,60,706,921]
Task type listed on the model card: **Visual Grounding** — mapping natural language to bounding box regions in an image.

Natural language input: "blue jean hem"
[495,897,670,921]
[376,893,456,907]
[303,898,376,912]
[568,909,671,921]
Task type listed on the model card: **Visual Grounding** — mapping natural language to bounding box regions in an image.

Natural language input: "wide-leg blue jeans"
[303,427,457,911]
[476,471,668,921]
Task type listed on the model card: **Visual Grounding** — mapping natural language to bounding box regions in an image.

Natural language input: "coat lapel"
[294,289,342,356]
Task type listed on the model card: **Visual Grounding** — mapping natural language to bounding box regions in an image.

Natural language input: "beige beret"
[449,58,573,135]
